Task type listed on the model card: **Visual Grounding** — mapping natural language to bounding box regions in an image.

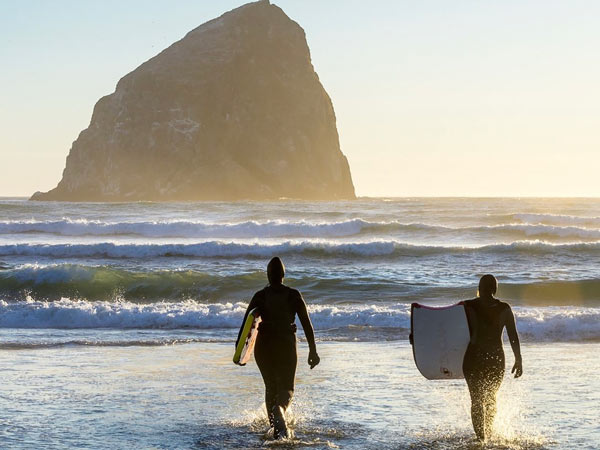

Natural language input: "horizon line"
[2,195,600,201]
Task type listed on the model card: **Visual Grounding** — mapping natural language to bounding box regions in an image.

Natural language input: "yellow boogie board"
[233,307,261,365]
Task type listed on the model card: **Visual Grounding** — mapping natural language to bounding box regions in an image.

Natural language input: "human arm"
[464,302,478,345]
[503,306,523,378]
[295,291,319,369]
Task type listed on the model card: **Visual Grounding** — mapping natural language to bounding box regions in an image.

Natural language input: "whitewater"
[2,197,599,449]
[1,197,599,339]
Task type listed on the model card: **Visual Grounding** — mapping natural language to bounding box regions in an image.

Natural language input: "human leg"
[482,368,504,438]
[275,345,297,411]
[464,348,486,441]
[254,339,277,427]
[466,375,486,441]
[270,338,297,438]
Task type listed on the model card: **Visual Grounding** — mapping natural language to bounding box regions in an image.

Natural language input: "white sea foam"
[1,240,599,259]
[485,223,600,239]
[0,241,400,258]
[2,218,599,240]
[0,218,373,238]
[0,298,245,329]
[513,306,600,342]
[514,213,600,228]
[0,299,597,342]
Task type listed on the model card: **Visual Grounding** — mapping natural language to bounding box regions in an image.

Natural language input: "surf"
[2,263,600,306]
[1,240,600,260]
[3,217,600,241]
[1,298,599,342]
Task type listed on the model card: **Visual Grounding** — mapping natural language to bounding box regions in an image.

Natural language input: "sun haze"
[1,0,598,197]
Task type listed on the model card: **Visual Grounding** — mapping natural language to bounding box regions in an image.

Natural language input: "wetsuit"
[462,298,509,439]
[237,284,315,426]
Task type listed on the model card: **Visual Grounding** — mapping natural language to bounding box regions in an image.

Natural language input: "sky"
[1,0,599,197]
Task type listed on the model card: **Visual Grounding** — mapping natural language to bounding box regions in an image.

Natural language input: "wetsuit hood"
[478,274,497,297]
[267,257,285,285]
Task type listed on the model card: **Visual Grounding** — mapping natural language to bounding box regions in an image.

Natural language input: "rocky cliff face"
[32,0,355,201]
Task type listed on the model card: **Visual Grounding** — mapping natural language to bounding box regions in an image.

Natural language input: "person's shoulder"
[255,286,268,295]
[463,298,478,307]
[496,299,513,313]
[252,287,268,301]
[285,285,303,300]
[286,286,301,296]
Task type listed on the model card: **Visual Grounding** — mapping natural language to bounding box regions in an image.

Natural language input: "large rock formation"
[32,0,355,201]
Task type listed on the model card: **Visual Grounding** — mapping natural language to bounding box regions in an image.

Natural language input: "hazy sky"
[1,0,599,197]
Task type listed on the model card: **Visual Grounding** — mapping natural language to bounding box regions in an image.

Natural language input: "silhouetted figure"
[236,257,320,439]
[462,274,523,441]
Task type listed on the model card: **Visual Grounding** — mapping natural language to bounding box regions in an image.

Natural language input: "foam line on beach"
[0,337,221,350]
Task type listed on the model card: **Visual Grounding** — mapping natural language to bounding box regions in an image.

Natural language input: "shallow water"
[1,339,598,449]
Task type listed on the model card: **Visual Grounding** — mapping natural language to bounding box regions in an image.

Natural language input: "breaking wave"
[1,264,600,305]
[0,218,374,238]
[0,240,599,259]
[0,298,598,342]
[2,218,600,240]
[512,213,600,228]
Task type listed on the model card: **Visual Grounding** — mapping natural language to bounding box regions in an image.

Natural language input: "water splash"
[489,377,551,449]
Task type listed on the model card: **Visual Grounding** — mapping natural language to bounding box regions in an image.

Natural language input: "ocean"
[1,197,599,449]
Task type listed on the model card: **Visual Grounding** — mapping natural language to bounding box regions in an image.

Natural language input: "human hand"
[511,359,523,378]
[308,350,320,369]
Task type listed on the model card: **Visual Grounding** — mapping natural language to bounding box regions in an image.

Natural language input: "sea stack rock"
[31,0,355,201]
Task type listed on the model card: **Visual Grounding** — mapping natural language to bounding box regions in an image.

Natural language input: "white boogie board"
[410,302,471,380]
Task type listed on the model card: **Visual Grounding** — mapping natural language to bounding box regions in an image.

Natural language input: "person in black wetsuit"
[236,257,320,439]
[462,274,523,442]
